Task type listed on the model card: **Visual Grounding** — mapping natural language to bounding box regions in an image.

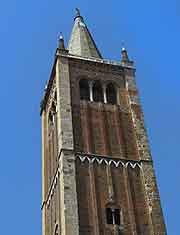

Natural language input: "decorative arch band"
[76,155,142,169]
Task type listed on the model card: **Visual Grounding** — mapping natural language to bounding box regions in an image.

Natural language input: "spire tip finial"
[74,8,84,21]
[75,8,81,17]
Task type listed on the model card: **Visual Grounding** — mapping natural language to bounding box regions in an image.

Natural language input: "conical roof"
[68,9,102,59]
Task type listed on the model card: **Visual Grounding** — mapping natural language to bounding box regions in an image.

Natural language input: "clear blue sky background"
[0,0,179,234]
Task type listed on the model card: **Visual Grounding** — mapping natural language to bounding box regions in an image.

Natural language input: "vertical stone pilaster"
[141,163,167,235]
[130,104,152,160]
[41,111,47,235]
[125,68,151,161]
[56,56,79,235]
[123,167,138,235]
[59,150,79,235]
[125,68,167,234]
[88,164,100,235]
[56,57,74,150]
[106,165,115,202]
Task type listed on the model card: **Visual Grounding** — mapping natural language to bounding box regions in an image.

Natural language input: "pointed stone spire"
[68,8,102,59]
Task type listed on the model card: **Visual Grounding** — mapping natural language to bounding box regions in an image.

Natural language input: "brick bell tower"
[40,9,167,235]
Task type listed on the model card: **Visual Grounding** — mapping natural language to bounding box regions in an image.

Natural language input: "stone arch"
[79,79,90,101]
[106,83,117,104]
[48,111,54,125]
[93,80,103,102]
[51,101,57,114]
[54,224,59,235]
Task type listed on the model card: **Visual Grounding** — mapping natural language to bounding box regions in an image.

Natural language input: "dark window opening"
[93,81,103,102]
[48,112,53,125]
[114,209,121,226]
[54,92,57,101]
[51,102,56,114]
[79,79,90,101]
[54,224,58,235]
[106,208,120,226]
[106,83,117,104]
[106,208,113,224]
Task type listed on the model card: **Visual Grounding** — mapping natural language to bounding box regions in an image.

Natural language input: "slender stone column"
[89,81,94,102]
[116,87,120,105]
[102,84,107,103]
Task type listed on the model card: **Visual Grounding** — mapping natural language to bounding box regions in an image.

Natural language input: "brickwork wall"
[128,167,150,234]
[76,157,154,235]
[69,58,166,235]
[78,102,133,158]
[76,159,94,235]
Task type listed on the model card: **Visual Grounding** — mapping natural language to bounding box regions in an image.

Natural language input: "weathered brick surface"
[69,58,166,234]
[76,158,153,235]
[128,167,150,234]
[141,163,167,234]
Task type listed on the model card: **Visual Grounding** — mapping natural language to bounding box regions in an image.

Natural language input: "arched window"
[93,81,103,102]
[79,79,90,101]
[54,224,58,235]
[106,83,117,104]
[48,112,54,125]
[54,91,57,99]
[51,101,56,114]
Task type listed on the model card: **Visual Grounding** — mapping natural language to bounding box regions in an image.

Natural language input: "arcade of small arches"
[79,79,119,105]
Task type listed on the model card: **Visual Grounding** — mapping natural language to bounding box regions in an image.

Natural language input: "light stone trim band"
[42,149,64,210]
[76,154,143,169]
[57,52,135,69]
[46,162,60,208]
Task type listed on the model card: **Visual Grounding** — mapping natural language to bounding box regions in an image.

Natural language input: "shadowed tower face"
[40,9,167,235]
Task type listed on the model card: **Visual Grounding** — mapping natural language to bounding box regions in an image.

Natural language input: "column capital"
[88,80,94,87]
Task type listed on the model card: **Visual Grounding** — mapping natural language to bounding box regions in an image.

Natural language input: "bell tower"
[40,9,167,235]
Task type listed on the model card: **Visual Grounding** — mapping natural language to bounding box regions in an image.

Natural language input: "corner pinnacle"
[121,46,129,63]
[58,32,65,50]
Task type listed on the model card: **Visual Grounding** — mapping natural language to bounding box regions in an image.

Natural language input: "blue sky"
[0,0,179,234]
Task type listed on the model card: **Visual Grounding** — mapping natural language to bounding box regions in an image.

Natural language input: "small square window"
[106,208,120,225]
